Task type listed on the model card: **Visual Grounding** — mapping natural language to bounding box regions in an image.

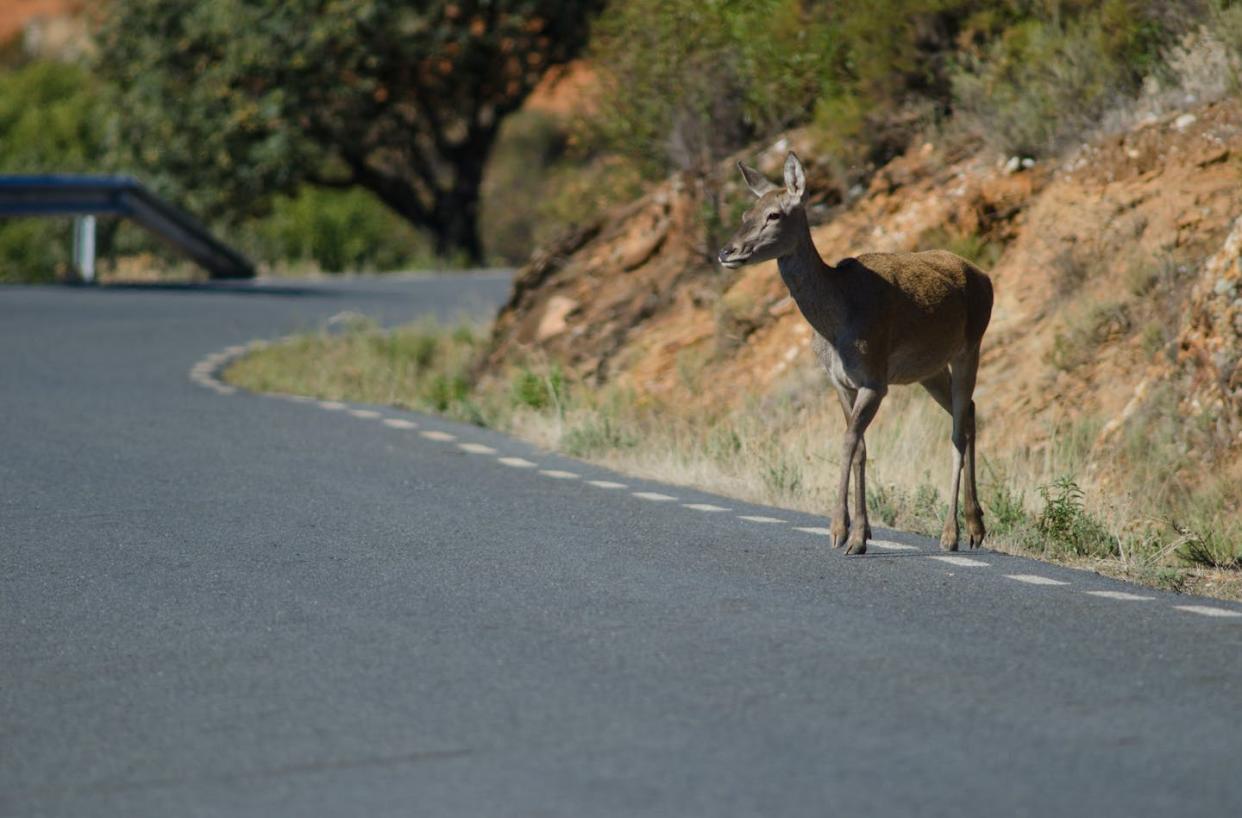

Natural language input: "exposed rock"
[485,98,1242,484]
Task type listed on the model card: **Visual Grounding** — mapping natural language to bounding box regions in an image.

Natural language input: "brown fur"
[719,154,994,555]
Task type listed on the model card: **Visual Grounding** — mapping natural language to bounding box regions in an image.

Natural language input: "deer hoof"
[939,533,960,551]
[845,537,867,556]
[831,531,849,549]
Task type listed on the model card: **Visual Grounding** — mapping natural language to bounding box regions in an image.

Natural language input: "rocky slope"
[486,98,1242,512]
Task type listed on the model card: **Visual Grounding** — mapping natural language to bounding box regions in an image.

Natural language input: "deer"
[717,153,993,555]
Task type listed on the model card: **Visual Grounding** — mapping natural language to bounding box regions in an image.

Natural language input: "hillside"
[484,97,1242,569]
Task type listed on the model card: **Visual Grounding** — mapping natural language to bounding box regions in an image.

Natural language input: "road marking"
[498,457,537,468]
[633,492,676,502]
[1173,605,1242,619]
[382,418,417,429]
[318,401,346,410]
[588,480,627,489]
[1085,590,1154,601]
[458,442,497,454]
[539,469,580,479]
[210,384,237,396]
[288,395,315,404]
[684,503,729,512]
[1006,574,1069,586]
[869,540,919,552]
[349,409,381,418]
[794,527,831,536]
[929,555,989,567]
[420,430,456,442]
[738,515,785,524]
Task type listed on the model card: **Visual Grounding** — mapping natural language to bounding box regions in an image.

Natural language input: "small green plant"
[762,453,803,498]
[984,479,1029,536]
[867,483,901,527]
[1036,477,1119,558]
[920,226,1004,269]
[562,414,637,456]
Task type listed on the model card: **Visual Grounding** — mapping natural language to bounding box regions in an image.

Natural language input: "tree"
[97,0,602,263]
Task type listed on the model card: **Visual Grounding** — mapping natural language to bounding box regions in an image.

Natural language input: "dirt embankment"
[487,99,1242,498]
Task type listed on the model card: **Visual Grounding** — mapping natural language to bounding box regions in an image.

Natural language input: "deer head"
[717,152,808,269]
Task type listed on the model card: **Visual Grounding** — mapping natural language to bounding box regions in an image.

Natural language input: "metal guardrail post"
[72,214,96,283]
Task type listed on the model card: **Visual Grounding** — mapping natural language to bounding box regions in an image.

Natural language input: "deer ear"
[738,161,778,198]
[784,152,806,202]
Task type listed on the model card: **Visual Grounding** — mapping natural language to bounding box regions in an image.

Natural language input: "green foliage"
[920,225,1004,268]
[97,0,603,261]
[762,451,803,497]
[588,0,838,177]
[510,366,568,412]
[243,186,434,273]
[479,111,567,264]
[950,1,1174,156]
[0,60,109,282]
[1036,477,1119,558]
[562,414,637,456]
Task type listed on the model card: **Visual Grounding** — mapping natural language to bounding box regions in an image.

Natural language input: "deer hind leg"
[920,369,962,550]
[941,351,982,551]
[833,387,871,546]
[834,386,885,555]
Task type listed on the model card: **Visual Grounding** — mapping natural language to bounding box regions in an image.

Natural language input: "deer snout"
[717,244,736,263]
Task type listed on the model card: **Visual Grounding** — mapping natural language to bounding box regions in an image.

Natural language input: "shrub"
[510,366,568,412]
[242,186,435,273]
[950,3,1172,156]
[1036,477,1119,558]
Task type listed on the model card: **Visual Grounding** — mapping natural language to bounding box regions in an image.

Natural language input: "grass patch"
[224,318,1241,601]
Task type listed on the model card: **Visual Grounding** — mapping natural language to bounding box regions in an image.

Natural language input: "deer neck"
[776,219,843,339]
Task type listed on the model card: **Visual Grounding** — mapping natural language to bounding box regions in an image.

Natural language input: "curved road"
[3,276,1241,817]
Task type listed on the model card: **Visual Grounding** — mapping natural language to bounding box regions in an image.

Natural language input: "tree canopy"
[97,0,602,262]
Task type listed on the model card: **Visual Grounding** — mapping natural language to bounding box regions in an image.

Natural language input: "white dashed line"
[382,418,417,429]
[683,503,729,512]
[588,480,627,489]
[209,385,237,395]
[497,457,537,468]
[288,395,315,404]
[738,515,785,524]
[794,527,831,536]
[349,409,381,418]
[318,401,346,410]
[458,442,498,455]
[1173,605,1242,619]
[869,540,920,552]
[1006,574,1069,586]
[420,430,457,442]
[1085,590,1154,601]
[539,470,580,479]
[633,492,676,502]
[929,555,990,567]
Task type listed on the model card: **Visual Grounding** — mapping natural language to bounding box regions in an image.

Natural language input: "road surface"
[3,276,1241,817]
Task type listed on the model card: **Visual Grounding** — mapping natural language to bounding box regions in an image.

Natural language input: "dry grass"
[223,319,1242,602]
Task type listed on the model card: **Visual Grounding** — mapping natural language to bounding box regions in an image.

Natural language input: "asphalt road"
[3,275,1241,817]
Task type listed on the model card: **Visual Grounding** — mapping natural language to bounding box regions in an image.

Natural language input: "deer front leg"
[835,386,885,555]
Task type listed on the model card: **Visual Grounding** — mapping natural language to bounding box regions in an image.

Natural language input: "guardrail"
[0,175,255,280]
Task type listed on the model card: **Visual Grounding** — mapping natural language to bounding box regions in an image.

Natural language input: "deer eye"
[766,211,781,222]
